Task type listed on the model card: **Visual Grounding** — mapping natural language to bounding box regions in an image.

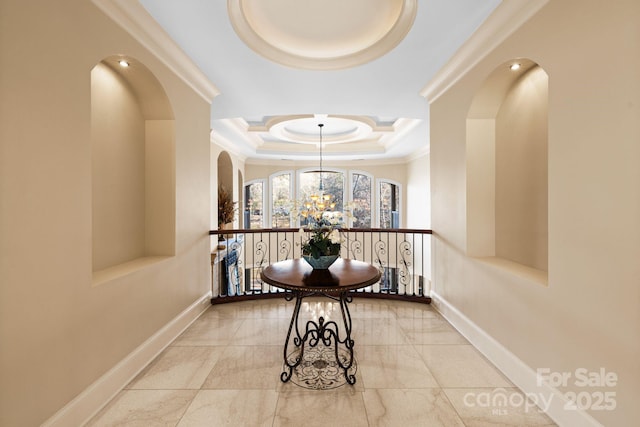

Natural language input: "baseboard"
[42,292,212,427]
[430,292,603,427]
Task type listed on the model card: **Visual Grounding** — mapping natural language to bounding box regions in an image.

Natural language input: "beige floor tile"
[391,301,441,319]
[202,345,282,389]
[275,343,366,392]
[274,389,368,427]
[363,388,465,427]
[88,300,558,427]
[127,346,223,390]
[86,390,196,427]
[398,316,469,344]
[352,318,411,345]
[348,300,395,319]
[358,345,439,389]
[444,387,558,426]
[171,317,244,346]
[233,317,292,345]
[417,344,513,388]
[177,390,278,427]
[276,372,366,392]
[207,299,291,319]
[297,299,343,324]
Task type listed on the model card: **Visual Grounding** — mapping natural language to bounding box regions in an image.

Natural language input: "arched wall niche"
[91,55,176,276]
[217,151,234,226]
[466,58,549,274]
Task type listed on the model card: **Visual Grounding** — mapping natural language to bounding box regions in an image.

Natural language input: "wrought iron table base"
[281,290,356,386]
[285,344,357,390]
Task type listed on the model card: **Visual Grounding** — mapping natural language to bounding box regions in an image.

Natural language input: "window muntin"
[244,169,400,230]
[245,180,264,229]
[298,170,345,226]
[379,180,400,229]
[271,172,293,228]
[351,172,372,228]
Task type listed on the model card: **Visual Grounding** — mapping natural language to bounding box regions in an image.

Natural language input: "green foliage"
[303,228,341,258]
[300,212,343,258]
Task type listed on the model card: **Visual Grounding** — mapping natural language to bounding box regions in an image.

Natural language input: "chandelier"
[302,124,335,217]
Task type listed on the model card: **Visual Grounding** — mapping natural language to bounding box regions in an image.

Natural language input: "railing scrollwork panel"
[210,228,432,303]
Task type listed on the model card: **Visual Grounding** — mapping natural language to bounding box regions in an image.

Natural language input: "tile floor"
[87,298,557,426]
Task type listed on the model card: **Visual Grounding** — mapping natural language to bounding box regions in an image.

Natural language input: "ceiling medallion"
[227,0,417,70]
[266,115,374,145]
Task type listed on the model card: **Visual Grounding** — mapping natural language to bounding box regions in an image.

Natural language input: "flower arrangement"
[299,210,344,259]
[217,185,237,226]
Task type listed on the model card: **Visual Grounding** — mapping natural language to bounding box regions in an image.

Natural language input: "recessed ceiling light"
[510,63,521,71]
[118,60,130,68]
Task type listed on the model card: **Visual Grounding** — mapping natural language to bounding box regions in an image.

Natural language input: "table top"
[260,258,381,293]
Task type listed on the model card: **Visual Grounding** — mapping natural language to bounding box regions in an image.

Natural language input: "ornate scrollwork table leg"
[280,290,358,386]
[333,291,356,384]
[281,291,304,382]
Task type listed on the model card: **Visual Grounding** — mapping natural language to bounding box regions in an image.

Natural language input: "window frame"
[296,167,347,227]
[269,170,294,228]
[376,178,402,229]
[244,179,266,229]
[348,170,374,228]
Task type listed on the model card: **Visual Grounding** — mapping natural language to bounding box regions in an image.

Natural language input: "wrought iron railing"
[210,228,432,304]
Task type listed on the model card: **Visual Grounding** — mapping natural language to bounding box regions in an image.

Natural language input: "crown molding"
[419,0,549,103]
[378,117,421,149]
[92,0,220,103]
[404,145,430,162]
[244,156,415,168]
[225,118,263,150]
[210,131,249,162]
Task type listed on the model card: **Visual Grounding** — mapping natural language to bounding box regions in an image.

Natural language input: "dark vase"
[302,254,339,270]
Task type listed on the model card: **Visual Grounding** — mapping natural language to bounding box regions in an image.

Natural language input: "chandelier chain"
[319,123,324,190]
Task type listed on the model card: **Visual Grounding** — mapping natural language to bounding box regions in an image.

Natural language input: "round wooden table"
[261,258,381,386]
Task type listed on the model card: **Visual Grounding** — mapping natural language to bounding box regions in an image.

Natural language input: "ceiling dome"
[267,115,373,144]
[228,0,417,70]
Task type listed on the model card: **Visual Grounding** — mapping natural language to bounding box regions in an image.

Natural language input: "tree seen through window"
[352,173,372,228]
[299,171,344,226]
[380,181,399,229]
[245,181,263,229]
[272,173,291,228]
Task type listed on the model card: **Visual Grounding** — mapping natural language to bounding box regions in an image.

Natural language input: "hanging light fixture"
[301,123,335,220]
[318,123,325,192]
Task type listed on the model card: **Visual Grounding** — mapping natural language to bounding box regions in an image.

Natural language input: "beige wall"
[429,0,639,425]
[0,0,212,425]
[406,153,430,229]
[91,62,147,270]
[245,160,408,186]
[495,66,548,270]
[466,119,496,257]
[91,62,177,271]
[145,120,176,256]
[406,153,432,282]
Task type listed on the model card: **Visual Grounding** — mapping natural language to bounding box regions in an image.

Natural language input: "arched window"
[378,179,401,228]
[270,171,293,228]
[244,179,265,229]
[350,171,372,228]
[297,168,345,225]
[217,151,234,227]
[244,168,402,230]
